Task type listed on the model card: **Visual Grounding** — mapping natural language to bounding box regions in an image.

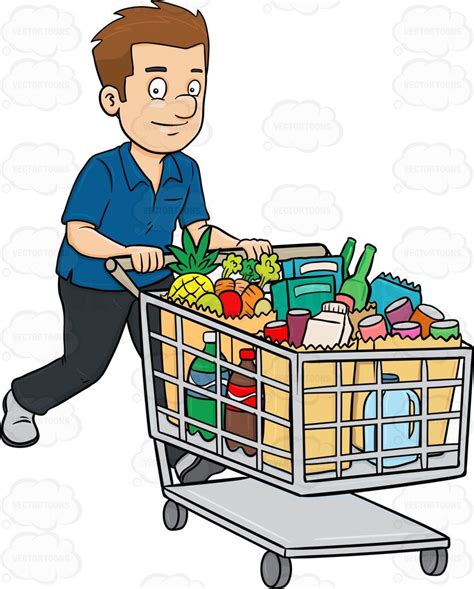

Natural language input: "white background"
[0,1,473,588]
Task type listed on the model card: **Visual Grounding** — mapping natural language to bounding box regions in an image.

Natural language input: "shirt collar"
[119,142,183,191]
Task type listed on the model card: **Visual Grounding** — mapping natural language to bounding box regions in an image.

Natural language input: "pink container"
[358,314,387,342]
[385,297,414,327]
[392,321,421,340]
[335,294,355,313]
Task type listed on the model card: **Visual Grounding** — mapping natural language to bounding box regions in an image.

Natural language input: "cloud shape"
[2,59,81,110]
[1,6,81,57]
[2,311,63,362]
[141,574,205,589]
[262,185,342,236]
[2,479,81,531]
[393,143,472,194]
[270,1,340,15]
[393,227,471,279]
[393,59,472,110]
[393,538,472,583]
[263,101,342,152]
[1,532,81,584]
[393,6,472,58]
[2,227,62,278]
[132,440,160,484]
[2,143,78,194]
[36,403,82,447]
[393,483,472,530]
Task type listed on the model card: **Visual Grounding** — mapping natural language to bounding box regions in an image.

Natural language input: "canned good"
[264,320,288,344]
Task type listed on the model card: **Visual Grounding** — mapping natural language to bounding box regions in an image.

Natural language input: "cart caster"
[261,551,292,588]
[163,500,188,531]
[420,548,448,576]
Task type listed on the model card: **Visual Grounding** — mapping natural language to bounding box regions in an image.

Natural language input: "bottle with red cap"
[225,348,258,457]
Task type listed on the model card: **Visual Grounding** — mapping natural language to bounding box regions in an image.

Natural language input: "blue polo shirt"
[56,142,210,290]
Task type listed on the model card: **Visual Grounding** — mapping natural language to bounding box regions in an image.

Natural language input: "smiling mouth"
[150,121,189,127]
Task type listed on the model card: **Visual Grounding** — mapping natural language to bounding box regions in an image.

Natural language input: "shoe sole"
[1,393,40,448]
[180,458,226,484]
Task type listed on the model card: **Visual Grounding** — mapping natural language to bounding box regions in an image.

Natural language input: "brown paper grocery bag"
[262,341,357,475]
[159,299,275,425]
[349,302,377,335]
[352,335,462,450]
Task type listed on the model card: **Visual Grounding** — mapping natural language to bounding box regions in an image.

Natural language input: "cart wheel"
[420,548,448,576]
[163,500,188,531]
[261,551,292,588]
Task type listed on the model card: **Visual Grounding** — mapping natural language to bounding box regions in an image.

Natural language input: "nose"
[173,94,198,120]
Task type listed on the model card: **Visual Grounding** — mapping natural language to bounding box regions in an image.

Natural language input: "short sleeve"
[61,157,112,226]
[178,160,210,228]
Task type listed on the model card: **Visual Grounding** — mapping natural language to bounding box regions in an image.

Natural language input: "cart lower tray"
[164,477,449,558]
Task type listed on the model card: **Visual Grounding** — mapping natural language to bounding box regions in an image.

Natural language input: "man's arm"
[187,220,272,259]
[66,221,164,273]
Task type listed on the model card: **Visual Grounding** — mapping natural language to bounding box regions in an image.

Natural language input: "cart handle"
[105,242,330,298]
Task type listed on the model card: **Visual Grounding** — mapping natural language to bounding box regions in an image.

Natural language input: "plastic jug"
[363,373,420,468]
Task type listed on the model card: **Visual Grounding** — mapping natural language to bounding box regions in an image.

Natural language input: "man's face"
[106,43,206,154]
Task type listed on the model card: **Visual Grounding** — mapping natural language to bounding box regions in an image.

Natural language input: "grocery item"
[186,331,229,441]
[219,290,242,318]
[411,304,445,338]
[339,244,377,311]
[335,293,355,313]
[370,273,422,320]
[340,236,356,279]
[287,309,311,347]
[234,279,249,295]
[264,320,289,344]
[254,298,272,316]
[215,254,243,295]
[303,301,353,348]
[282,256,344,291]
[385,297,414,328]
[363,373,420,468]
[196,293,223,315]
[271,276,335,321]
[391,321,421,339]
[241,284,264,317]
[430,319,460,340]
[240,259,260,282]
[358,314,387,342]
[167,228,219,305]
[225,349,258,457]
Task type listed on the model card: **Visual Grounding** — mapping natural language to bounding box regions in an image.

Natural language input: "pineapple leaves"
[167,245,189,266]
[166,227,220,276]
[182,229,197,258]
[196,227,212,261]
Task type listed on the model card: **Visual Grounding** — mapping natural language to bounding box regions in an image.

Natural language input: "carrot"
[215,278,235,296]
[240,284,264,317]
[234,279,249,295]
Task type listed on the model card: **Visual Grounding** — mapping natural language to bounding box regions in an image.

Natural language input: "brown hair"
[92,1,209,101]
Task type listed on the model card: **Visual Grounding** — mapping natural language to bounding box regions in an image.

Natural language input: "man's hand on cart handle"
[125,246,164,273]
[236,239,273,260]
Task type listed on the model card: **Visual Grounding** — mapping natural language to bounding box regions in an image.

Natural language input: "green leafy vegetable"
[221,253,243,279]
[240,259,259,282]
[255,253,281,289]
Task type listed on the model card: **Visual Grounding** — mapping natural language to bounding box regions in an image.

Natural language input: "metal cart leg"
[154,440,173,489]
[420,548,449,576]
[261,551,292,588]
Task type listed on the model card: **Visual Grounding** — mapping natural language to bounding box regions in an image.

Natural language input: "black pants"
[12,275,185,467]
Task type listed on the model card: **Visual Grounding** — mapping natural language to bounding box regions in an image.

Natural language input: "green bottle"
[339,244,377,311]
[340,237,356,280]
[186,332,229,441]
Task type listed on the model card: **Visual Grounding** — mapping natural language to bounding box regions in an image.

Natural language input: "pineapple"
[167,228,219,305]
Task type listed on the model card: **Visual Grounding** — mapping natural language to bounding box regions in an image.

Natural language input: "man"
[1,1,272,483]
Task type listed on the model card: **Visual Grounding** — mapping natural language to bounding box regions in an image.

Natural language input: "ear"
[99,86,121,116]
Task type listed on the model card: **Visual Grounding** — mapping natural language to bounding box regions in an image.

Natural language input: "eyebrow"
[145,66,167,72]
[191,68,203,73]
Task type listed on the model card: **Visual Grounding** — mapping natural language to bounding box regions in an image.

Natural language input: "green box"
[270,276,335,320]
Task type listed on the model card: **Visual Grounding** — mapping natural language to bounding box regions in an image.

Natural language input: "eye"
[148,78,167,100]
[188,80,201,97]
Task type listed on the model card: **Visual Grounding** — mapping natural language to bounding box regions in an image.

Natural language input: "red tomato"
[218,290,243,318]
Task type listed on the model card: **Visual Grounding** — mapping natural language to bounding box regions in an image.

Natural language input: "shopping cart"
[107,243,473,588]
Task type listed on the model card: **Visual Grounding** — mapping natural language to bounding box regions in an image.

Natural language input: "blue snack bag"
[370,273,422,318]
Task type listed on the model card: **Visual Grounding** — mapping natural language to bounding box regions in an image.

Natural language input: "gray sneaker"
[175,453,226,484]
[1,391,39,448]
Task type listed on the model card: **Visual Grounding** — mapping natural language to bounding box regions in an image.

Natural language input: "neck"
[130,142,166,165]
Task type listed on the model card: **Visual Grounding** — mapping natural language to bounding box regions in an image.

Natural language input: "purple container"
[287,309,311,347]
[392,321,421,340]
[385,297,414,328]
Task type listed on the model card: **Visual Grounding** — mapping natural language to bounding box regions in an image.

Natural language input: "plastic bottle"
[340,237,356,280]
[186,332,229,441]
[339,244,377,311]
[225,349,258,457]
